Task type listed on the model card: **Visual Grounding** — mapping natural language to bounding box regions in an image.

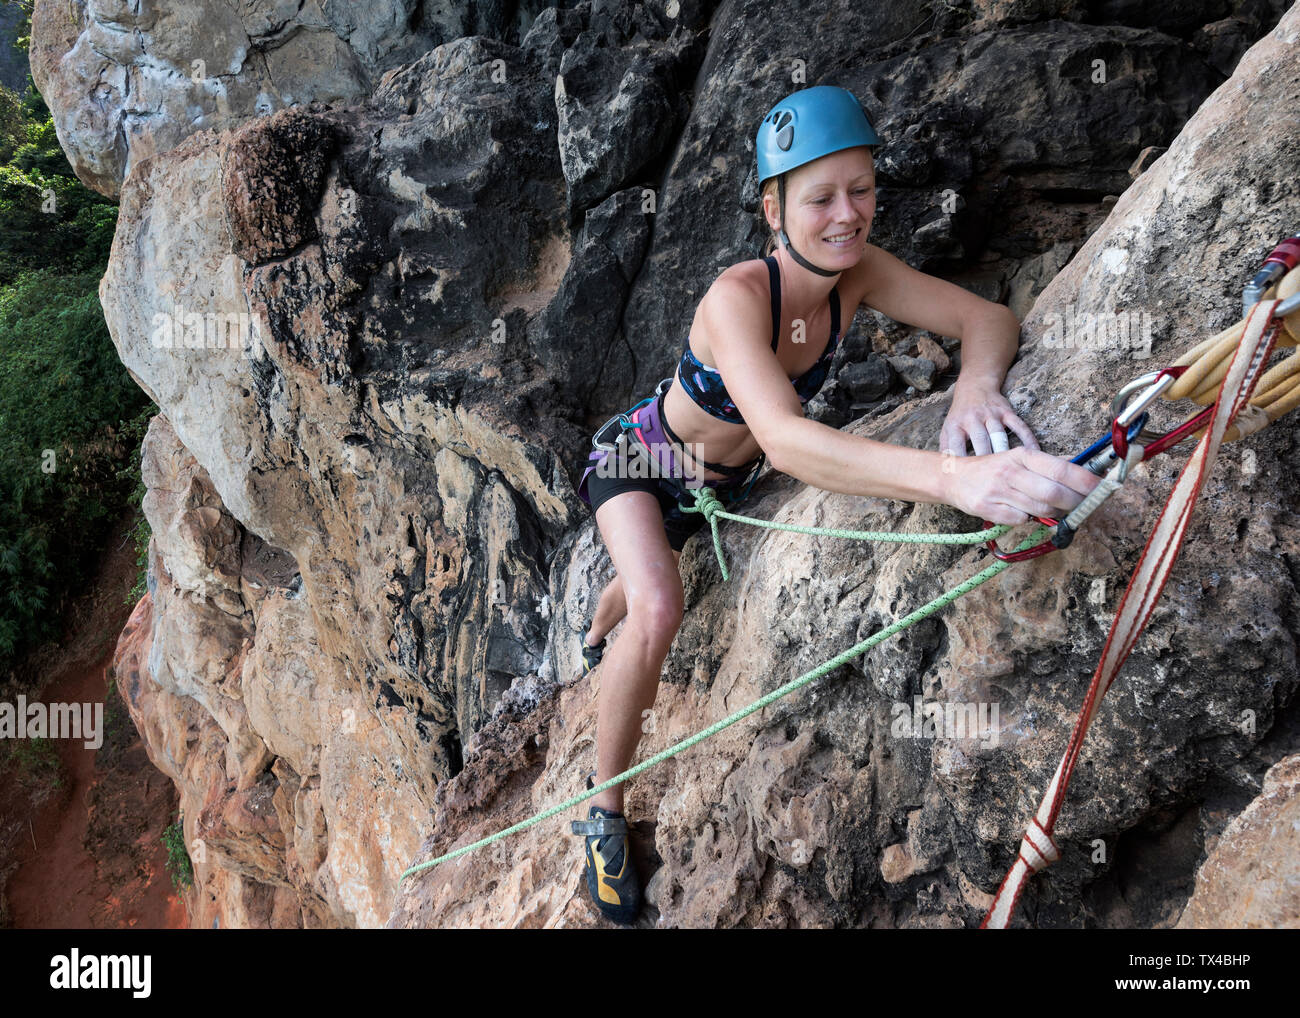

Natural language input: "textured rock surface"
[30,0,1293,927]
[27,0,587,197]
[111,415,430,928]
[1176,754,1300,929]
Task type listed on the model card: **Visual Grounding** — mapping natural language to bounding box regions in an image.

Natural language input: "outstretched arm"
[701,268,1097,524]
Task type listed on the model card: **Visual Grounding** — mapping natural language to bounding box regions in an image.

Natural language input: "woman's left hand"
[940,380,1040,457]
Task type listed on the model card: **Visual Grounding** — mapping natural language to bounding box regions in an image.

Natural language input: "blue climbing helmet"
[756,85,880,188]
[756,86,880,276]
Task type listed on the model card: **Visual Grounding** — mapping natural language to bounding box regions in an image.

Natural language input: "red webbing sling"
[982,298,1283,928]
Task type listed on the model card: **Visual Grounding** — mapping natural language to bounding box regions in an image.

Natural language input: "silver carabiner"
[1109,369,1181,443]
[591,411,627,454]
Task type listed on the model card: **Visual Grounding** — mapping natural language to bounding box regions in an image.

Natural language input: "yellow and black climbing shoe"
[571,804,641,925]
[580,634,606,677]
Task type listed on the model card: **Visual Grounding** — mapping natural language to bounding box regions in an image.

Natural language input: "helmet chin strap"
[777,174,842,278]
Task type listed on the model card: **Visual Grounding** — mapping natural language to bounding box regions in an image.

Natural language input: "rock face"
[1176,754,1300,929]
[112,415,430,928]
[32,0,1292,926]
[1180,754,1300,930]
[27,0,587,197]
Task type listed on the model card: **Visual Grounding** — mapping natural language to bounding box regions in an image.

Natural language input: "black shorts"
[584,445,713,551]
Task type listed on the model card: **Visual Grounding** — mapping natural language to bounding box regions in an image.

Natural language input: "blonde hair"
[759,176,781,257]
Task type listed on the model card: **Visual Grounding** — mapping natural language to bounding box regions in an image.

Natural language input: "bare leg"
[585,574,626,647]
[585,549,681,647]
[589,495,684,814]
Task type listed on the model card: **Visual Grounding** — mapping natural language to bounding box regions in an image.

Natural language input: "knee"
[627,586,683,647]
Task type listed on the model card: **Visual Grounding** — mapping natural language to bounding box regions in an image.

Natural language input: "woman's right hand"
[941,447,1102,525]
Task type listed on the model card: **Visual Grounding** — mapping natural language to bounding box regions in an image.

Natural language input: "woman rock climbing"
[571,85,1102,924]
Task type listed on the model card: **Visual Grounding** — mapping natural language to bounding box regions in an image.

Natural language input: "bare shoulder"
[694,259,772,349]
[710,258,769,304]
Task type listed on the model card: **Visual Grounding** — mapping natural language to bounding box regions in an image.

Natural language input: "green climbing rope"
[398,485,1046,883]
[678,486,1014,580]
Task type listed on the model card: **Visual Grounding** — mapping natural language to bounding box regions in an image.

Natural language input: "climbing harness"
[399,236,1300,932]
[588,376,768,509]
[588,385,659,463]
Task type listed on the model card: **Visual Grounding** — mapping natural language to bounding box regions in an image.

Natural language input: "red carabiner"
[983,517,1060,562]
[1262,236,1300,272]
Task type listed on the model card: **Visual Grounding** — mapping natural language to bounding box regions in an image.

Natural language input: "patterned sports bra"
[676,254,841,425]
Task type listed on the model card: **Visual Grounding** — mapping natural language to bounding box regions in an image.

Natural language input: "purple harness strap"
[626,395,709,488]
[577,379,763,508]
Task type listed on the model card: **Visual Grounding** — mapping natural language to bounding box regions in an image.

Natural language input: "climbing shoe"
[580,633,606,677]
[571,773,640,924]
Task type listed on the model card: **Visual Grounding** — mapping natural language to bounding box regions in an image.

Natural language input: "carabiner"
[1243,235,1300,315]
[982,516,1061,562]
[986,407,1151,562]
[1109,365,1189,460]
[1072,412,1149,472]
[591,393,656,454]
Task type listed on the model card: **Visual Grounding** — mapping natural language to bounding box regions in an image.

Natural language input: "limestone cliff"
[30,0,1300,926]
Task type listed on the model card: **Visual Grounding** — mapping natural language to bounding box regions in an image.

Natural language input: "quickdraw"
[983,235,1300,566]
[983,234,1300,928]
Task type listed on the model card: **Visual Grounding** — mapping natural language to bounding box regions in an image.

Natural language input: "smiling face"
[762,146,876,266]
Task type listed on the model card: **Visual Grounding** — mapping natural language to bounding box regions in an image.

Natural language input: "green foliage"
[0,269,153,662]
[12,2,33,56]
[11,735,63,790]
[162,813,194,891]
[0,72,115,285]
[0,74,152,678]
[0,84,24,165]
[0,153,111,284]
